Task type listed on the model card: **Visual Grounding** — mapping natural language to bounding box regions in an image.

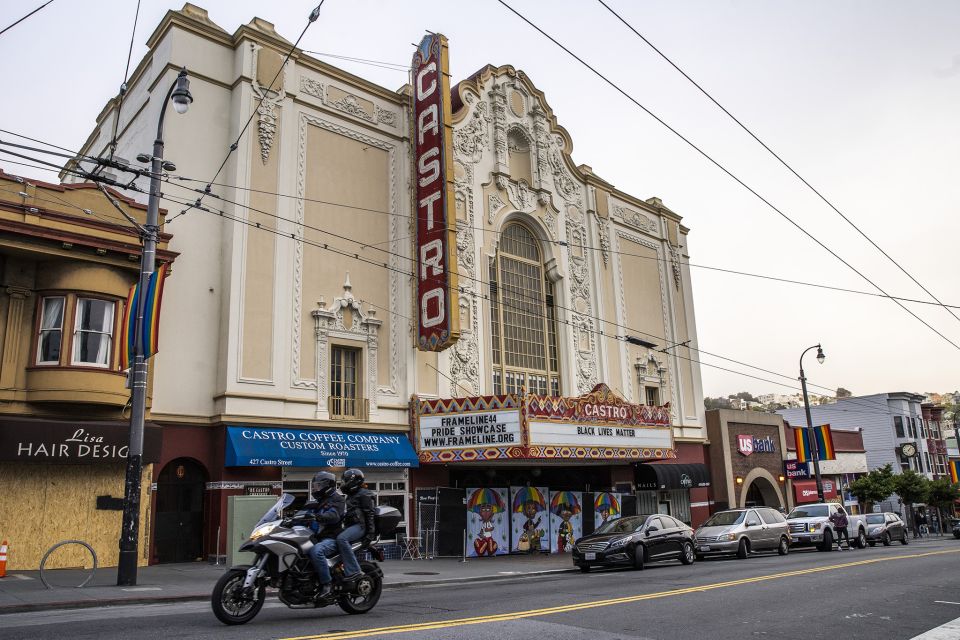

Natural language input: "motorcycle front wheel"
[211,567,266,625]
[338,561,383,615]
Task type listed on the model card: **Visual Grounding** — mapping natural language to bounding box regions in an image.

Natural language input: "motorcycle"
[211,493,401,625]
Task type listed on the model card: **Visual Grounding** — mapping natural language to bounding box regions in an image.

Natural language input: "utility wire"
[596,0,960,328]
[9,135,959,312]
[170,2,326,225]
[495,0,960,352]
[0,0,54,38]
[302,50,409,72]
[105,0,142,164]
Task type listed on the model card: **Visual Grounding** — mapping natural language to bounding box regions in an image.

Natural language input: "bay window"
[36,296,65,365]
[72,298,115,367]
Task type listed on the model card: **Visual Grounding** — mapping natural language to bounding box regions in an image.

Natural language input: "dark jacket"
[344,488,376,537]
[830,510,848,529]
[303,492,345,538]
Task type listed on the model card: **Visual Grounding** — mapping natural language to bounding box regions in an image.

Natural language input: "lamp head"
[816,345,825,365]
[170,68,193,115]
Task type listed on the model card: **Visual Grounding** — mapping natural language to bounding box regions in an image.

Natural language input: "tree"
[846,464,896,511]
[926,479,960,536]
[836,387,853,398]
[892,470,930,535]
[733,391,757,403]
[704,397,733,410]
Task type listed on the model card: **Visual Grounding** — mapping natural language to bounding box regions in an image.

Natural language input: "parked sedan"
[694,507,791,560]
[865,512,909,546]
[573,514,696,572]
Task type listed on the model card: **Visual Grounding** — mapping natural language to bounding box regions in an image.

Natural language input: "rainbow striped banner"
[119,263,169,370]
[950,460,959,484]
[795,424,836,462]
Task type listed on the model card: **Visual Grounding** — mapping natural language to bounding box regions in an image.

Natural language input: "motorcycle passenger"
[304,471,345,597]
[338,468,376,584]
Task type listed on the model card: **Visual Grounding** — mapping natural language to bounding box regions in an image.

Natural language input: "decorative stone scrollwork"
[549,143,582,203]
[487,192,506,225]
[300,76,324,99]
[612,205,658,235]
[454,101,489,163]
[331,93,375,123]
[505,178,535,212]
[667,242,682,290]
[375,106,398,128]
[591,211,610,265]
[311,274,382,416]
[449,294,480,396]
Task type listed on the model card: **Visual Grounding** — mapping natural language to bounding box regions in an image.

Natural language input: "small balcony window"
[72,298,115,367]
[330,346,367,420]
[36,296,65,365]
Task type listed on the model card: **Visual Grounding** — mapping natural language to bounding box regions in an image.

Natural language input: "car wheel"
[882,532,891,546]
[900,533,908,545]
[868,541,876,547]
[578,564,591,573]
[680,541,695,565]
[736,538,750,559]
[778,536,789,556]
[856,530,867,549]
[632,544,646,571]
[819,529,833,552]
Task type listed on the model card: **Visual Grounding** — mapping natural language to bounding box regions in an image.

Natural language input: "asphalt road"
[1,538,959,640]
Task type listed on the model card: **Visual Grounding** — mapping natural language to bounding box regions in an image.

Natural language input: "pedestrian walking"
[830,507,850,550]
[914,511,924,538]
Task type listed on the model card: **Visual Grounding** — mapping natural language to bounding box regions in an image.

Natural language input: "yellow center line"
[281,548,959,640]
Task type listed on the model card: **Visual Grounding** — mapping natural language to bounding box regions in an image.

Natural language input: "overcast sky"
[2,1,958,400]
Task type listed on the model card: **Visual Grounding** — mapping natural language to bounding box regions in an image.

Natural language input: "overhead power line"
[104,0,143,165]
[495,0,960,352]
[596,0,960,328]
[5,138,960,312]
[0,0,54,38]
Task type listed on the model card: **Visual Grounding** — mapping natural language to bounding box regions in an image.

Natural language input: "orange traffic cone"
[0,540,7,578]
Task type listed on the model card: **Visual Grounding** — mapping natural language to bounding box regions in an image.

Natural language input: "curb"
[0,567,578,615]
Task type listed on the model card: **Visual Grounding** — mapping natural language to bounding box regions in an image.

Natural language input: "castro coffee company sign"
[0,419,161,464]
[412,33,459,352]
[737,434,777,456]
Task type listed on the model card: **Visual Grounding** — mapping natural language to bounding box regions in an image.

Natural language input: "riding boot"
[316,582,333,599]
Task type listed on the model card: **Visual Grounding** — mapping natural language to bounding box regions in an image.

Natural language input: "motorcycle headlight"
[608,537,630,549]
[250,521,279,541]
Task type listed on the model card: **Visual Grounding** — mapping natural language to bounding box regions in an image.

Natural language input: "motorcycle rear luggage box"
[375,506,402,536]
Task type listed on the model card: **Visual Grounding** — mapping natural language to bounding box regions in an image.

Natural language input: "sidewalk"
[0,553,575,614]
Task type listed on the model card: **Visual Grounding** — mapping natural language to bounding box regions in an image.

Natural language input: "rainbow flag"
[795,424,835,462]
[950,460,959,484]
[119,263,169,370]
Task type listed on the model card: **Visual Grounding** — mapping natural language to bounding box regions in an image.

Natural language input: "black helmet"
[341,468,365,495]
[311,471,337,501]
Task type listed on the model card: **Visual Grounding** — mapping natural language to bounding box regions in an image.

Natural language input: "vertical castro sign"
[412,33,460,351]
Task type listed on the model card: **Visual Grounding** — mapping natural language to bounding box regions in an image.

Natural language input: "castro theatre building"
[68,7,707,563]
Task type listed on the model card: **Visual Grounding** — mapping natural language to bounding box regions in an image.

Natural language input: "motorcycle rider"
[337,468,376,584]
[303,471,345,598]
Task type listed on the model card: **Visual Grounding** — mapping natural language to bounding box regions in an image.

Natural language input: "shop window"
[36,296,65,365]
[489,223,560,396]
[330,345,365,419]
[645,386,660,406]
[72,298,115,367]
[894,416,904,438]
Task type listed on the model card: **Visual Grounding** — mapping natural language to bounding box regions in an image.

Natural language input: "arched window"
[489,223,560,396]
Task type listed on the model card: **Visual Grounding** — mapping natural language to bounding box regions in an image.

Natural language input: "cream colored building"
[67,4,707,560]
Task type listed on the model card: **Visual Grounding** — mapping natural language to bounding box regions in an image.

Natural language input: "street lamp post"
[117,68,193,586]
[799,343,826,503]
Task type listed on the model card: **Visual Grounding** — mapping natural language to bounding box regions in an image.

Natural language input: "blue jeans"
[336,524,365,578]
[308,537,338,584]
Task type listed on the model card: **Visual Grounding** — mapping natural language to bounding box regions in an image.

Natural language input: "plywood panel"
[0,462,151,570]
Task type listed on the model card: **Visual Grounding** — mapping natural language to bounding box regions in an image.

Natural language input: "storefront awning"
[224,426,419,468]
[792,479,838,504]
[636,462,710,490]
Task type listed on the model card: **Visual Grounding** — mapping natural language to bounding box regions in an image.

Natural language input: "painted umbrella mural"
[512,486,546,512]
[467,487,506,513]
[594,492,620,513]
[549,491,582,516]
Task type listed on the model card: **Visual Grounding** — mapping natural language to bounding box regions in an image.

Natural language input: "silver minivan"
[694,507,791,559]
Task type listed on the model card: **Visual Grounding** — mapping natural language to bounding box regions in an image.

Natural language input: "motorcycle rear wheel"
[211,568,266,625]
[338,561,383,615]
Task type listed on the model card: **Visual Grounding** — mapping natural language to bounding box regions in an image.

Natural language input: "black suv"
[572,513,696,572]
